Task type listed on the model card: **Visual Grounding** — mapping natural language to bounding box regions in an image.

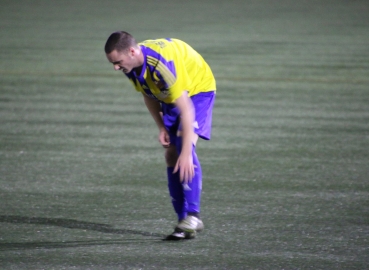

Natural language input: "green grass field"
[1,0,368,269]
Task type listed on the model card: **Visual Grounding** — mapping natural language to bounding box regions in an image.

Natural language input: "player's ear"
[128,47,136,56]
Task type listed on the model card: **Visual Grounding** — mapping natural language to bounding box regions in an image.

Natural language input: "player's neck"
[133,48,144,75]
[133,65,143,75]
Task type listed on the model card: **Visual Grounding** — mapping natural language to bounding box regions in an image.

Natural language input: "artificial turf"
[1,0,368,269]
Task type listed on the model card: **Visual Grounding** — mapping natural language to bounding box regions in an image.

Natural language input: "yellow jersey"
[125,38,216,104]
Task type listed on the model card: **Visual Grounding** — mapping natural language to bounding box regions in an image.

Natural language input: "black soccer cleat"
[164,227,196,241]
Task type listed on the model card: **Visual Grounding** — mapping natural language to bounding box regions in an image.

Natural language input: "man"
[104,31,216,240]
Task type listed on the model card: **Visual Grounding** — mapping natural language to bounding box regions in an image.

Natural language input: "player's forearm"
[180,109,195,156]
[142,94,165,130]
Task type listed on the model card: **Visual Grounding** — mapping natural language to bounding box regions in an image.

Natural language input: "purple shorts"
[162,91,216,143]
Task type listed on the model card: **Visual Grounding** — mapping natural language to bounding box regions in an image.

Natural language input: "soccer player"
[104,31,216,240]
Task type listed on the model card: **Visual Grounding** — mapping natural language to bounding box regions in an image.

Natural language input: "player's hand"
[158,128,170,148]
[174,153,194,184]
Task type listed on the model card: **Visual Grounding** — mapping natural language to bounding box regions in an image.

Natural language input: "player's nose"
[113,64,121,71]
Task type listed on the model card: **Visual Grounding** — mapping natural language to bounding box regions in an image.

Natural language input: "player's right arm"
[142,93,170,147]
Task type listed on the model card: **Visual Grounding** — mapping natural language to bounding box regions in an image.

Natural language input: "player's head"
[104,31,138,54]
[105,31,143,74]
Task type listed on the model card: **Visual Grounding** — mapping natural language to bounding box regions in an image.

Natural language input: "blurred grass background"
[1,0,368,269]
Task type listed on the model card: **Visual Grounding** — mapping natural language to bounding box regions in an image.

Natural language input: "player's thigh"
[190,91,216,140]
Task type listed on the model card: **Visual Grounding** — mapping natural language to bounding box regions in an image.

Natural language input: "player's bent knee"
[165,145,178,167]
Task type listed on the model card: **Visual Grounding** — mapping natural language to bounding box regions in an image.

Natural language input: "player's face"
[106,49,137,74]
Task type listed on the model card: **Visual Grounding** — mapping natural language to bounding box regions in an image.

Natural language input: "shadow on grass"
[0,239,161,251]
[0,215,166,250]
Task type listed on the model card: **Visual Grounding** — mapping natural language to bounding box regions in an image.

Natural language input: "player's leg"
[163,106,201,240]
[163,92,215,239]
[174,135,204,233]
[165,137,201,240]
[165,145,187,221]
[165,137,197,240]
[161,103,189,225]
[175,91,216,233]
[174,134,202,217]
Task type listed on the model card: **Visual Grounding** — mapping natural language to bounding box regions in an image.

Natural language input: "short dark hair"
[104,31,138,54]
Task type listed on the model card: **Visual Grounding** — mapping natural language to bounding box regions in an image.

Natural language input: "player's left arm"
[142,93,170,148]
[173,91,197,183]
